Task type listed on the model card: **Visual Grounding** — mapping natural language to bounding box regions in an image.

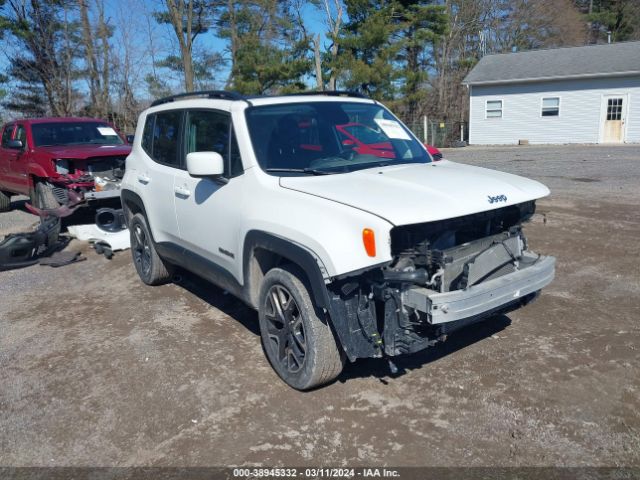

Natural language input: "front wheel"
[258,265,344,390]
[32,182,61,210]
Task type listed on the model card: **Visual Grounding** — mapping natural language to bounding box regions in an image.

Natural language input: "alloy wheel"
[263,284,307,373]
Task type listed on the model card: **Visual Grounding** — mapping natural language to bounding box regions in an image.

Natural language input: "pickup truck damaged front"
[325,201,555,362]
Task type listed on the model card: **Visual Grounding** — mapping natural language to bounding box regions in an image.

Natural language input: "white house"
[463,41,640,145]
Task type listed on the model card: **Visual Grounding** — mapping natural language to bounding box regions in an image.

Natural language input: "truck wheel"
[258,265,344,390]
[0,191,11,212]
[129,213,172,285]
[33,182,60,210]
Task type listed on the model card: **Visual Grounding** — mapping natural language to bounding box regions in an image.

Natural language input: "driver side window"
[184,110,243,178]
[15,125,26,146]
[1,124,14,148]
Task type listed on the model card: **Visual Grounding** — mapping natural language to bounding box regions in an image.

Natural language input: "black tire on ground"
[129,213,172,286]
[33,182,60,210]
[258,265,345,390]
[0,191,11,212]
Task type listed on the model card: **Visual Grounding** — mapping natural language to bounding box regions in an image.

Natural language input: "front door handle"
[137,174,150,184]
[174,186,191,198]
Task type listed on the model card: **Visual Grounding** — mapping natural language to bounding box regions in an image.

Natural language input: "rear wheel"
[32,182,60,210]
[129,213,172,285]
[0,191,11,212]
[258,265,344,390]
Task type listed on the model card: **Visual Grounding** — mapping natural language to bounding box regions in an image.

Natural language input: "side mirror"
[186,151,224,177]
[342,139,356,147]
[7,139,23,150]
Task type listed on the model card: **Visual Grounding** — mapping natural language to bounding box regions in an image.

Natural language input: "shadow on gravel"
[338,314,512,385]
[173,268,261,336]
[165,267,513,386]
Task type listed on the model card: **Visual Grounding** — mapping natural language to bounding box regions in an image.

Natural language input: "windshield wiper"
[265,168,334,175]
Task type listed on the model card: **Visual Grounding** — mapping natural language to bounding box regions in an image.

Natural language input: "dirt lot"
[1,145,638,467]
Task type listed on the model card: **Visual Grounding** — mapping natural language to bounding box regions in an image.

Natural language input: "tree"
[335,0,447,110]
[218,0,311,94]
[0,0,82,116]
[393,1,448,123]
[336,0,401,99]
[155,0,214,92]
[576,0,640,42]
[78,0,113,118]
[3,59,48,117]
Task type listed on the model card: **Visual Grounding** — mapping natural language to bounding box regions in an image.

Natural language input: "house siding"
[468,76,640,145]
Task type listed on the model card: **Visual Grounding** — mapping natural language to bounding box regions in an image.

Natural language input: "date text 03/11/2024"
[232,467,400,478]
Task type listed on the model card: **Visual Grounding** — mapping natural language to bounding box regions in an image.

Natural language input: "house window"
[542,97,560,116]
[486,100,502,118]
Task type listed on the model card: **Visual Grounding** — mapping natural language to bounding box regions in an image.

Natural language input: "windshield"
[245,101,430,175]
[31,122,124,147]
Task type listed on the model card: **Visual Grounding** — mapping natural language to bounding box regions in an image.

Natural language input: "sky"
[106,0,330,93]
[0,0,332,99]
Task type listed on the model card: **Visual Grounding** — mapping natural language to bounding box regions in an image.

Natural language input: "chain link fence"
[405,118,469,148]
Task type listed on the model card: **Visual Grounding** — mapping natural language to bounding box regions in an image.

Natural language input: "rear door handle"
[174,186,191,198]
[137,174,150,184]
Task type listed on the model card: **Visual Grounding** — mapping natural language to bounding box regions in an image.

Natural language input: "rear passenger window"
[142,114,155,156]
[152,110,181,167]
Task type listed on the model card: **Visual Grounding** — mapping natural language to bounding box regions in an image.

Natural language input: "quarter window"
[151,110,182,167]
[542,97,560,116]
[142,114,155,156]
[486,100,503,118]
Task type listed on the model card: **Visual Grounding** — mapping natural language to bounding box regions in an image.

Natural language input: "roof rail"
[282,90,369,99]
[150,90,245,107]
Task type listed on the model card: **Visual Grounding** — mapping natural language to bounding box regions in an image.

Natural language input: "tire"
[258,265,344,390]
[33,182,60,210]
[129,213,172,285]
[0,191,11,212]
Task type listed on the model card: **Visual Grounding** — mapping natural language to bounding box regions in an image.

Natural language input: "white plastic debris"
[67,224,131,251]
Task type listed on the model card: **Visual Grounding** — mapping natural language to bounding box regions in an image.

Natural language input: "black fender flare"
[120,189,148,225]
[241,231,381,361]
[242,230,331,311]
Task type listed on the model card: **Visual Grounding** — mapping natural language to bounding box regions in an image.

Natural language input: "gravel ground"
[0,145,639,468]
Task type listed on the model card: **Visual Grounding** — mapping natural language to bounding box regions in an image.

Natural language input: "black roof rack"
[150,90,245,107]
[150,89,370,107]
[281,90,369,99]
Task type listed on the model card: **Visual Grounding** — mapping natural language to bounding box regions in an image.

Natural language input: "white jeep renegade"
[121,91,555,390]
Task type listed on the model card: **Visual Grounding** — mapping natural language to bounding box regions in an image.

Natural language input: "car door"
[6,124,30,194]
[0,123,16,191]
[173,109,246,280]
[137,110,182,245]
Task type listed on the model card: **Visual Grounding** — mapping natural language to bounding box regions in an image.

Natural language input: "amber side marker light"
[362,228,376,257]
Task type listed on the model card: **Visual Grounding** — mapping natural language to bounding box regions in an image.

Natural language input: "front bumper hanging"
[402,253,556,324]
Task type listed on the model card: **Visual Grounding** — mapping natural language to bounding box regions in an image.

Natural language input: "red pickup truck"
[0,117,131,212]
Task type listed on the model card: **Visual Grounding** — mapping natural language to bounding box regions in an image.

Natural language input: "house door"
[601,95,627,143]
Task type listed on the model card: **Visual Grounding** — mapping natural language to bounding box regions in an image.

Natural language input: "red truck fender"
[27,163,49,182]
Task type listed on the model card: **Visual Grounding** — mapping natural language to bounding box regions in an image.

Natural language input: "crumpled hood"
[36,144,131,159]
[279,160,550,226]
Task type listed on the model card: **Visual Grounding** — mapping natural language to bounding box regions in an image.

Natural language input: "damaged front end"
[327,201,555,362]
[50,155,126,203]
